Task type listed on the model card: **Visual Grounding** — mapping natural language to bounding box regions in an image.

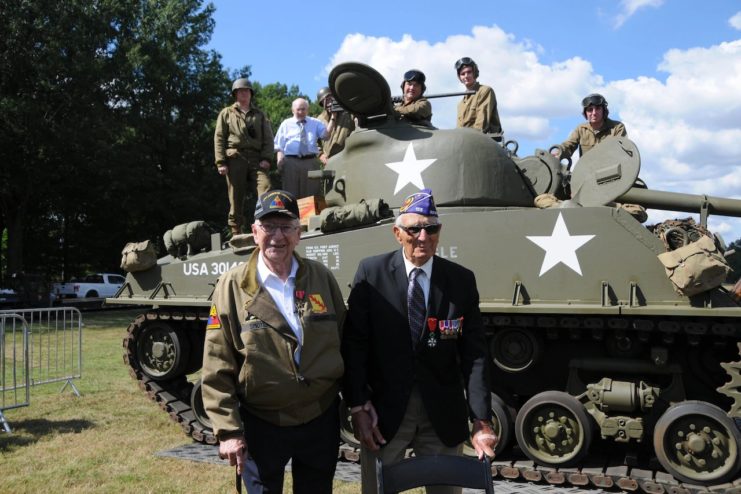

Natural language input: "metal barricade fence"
[0,307,82,395]
[1,313,30,433]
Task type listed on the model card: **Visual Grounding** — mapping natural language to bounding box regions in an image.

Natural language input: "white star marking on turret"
[526,213,595,276]
[384,143,437,194]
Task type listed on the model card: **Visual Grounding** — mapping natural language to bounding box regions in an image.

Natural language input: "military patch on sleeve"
[308,293,327,313]
[206,305,221,330]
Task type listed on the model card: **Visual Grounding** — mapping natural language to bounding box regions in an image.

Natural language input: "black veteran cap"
[399,188,438,217]
[254,190,299,220]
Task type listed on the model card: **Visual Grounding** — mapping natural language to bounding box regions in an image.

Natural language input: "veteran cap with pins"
[399,188,438,217]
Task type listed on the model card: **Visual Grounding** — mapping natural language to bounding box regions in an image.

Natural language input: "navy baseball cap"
[254,190,299,220]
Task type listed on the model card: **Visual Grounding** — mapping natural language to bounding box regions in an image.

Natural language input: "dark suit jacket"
[341,250,490,447]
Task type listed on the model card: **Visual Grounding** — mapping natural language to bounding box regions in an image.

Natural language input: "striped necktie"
[407,268,425,347]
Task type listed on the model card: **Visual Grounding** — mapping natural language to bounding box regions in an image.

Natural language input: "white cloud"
[730,11,741,30]
[614,0,664,29]
[326,27,741,240]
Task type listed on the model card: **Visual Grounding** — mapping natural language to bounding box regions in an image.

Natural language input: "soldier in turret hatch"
[552,93,627,161]
[455,57,503,140]
[394,69,433,127]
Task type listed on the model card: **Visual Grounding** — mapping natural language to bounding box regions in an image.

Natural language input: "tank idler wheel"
[136,322,190,380]
[653,400,741,485]
[491,327,541,372]
[464,393,516,457]
[190,379,213,430]
[515,391,593,467]
[339,396,360,449]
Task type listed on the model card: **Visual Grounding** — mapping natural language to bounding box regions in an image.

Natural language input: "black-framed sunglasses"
[399,224,441,236]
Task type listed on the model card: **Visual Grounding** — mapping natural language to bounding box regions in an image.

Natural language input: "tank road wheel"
[190,379,212,430]
[136,322,190,380]
[515,391,593,467]
[653,400,741,485]
[490,328,541,372]
[464,393,516,457]
[339,396,360,449]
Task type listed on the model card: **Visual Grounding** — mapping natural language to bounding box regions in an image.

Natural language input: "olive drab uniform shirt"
[317,109,355,158]
[214,103,274,166]
[201,249,346,439]
[394,98,433,127]
[456,82,502,135]
[558,118,627,160]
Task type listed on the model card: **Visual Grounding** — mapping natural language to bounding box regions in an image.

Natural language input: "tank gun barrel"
[391,90,475,104]
[619,187,741,218]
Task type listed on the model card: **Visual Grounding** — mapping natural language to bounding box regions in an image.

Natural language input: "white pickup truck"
[52,273,126,303]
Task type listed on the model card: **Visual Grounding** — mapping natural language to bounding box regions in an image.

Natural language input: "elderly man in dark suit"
[341,188,497,494]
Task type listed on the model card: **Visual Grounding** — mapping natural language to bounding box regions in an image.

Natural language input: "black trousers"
[240,400,340,494]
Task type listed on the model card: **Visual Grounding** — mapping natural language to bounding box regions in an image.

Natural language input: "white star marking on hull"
[384,143,437,194]
[526,212,595,276]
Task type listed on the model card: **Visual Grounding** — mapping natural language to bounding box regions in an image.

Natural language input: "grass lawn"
[0,308,362,493]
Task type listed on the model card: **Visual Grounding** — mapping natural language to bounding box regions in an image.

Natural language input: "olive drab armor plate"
[329,62,394,120]
[569,136,640,206]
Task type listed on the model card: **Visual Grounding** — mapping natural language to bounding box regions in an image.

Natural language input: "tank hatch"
[570,136,640,206]
[329,62,394,124]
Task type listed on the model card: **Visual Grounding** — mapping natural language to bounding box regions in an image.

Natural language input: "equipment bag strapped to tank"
[120,240,157,273]
[651,217,713,251]
[657,235,730,297]
[320,198,392,233]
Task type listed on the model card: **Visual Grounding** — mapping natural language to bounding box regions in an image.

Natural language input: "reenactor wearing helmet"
[214,78,274,235]
[553,93,627,160]
[455,57,503,139]
[394,69,433,127]
[316,87,355,165]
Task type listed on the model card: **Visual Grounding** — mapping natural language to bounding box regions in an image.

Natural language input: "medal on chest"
[426,317,438,348]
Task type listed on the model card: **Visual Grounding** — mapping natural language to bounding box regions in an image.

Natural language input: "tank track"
[337,446,741,493]
[123,310,218,445]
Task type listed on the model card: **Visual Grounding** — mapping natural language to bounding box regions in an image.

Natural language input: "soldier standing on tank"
[455,57,503,140]
[274,98,335,199]
[214,78,274,236]
[552,93,627,160]
[201,189,346,494]
[315,87,355,166]
[394,69,433,127]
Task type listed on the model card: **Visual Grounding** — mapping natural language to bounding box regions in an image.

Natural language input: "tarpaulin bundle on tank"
[120,240,157,273]
[651,218,730,296]
[163,221,213,258]
[319,198,392,233]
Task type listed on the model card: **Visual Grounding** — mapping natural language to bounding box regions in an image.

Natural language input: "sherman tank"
[108,62,741,492]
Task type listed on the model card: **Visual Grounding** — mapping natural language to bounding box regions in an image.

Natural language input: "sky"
[206,0,741,242]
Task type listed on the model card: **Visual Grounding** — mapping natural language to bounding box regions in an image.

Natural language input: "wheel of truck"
[135,322,191,380]
[515,391,593,467]
[85,290,99,298]
[463,393,515,457]
[190,379,213,430]
[653,400,741,485]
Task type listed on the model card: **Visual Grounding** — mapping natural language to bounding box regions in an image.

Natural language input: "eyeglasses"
[399,224,441,236]
[403,69,426,84]
[257,223,299,235]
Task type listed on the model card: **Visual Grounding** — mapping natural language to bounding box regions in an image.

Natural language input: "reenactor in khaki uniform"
[455,57,503,139]
[394,69,433,127]
[316,87,355,165]
[214,78,274,235]
[553,93,627,160]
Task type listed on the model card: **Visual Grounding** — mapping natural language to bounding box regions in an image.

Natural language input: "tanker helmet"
[400,69,427,95]
[317,86,332,105]
[454,57,479,78]
[231,78,253,97]
[581,93,609,118]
